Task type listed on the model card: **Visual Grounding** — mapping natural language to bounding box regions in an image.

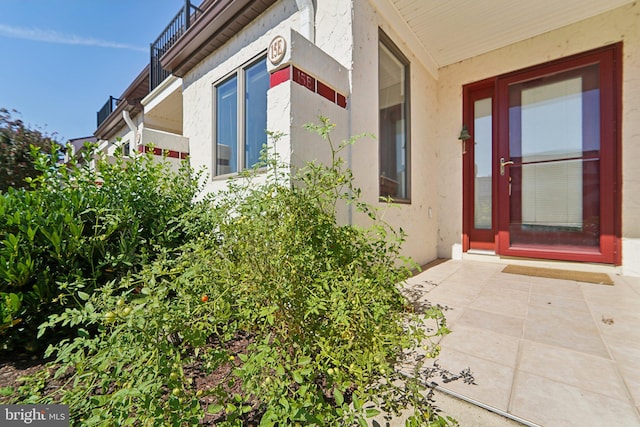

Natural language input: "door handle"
[500,157,514,176]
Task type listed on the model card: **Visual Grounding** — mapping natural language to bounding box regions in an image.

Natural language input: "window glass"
[216,76,238,175]
[215,56,268,176]
[244,58,269,169]
[379,36,409,200]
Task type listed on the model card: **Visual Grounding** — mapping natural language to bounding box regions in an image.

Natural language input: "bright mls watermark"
[1,405,69,426]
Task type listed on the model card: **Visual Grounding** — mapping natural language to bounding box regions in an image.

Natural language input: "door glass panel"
[508,64,600,247]
[474,97,492,229]
[521,78,582,228]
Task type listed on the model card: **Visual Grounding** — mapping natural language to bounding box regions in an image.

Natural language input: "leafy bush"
[0,145,199,352]
[0,108,58,193]
[14,119,454,426]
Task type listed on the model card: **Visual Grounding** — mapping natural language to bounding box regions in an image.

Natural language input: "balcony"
[150,0,204,91]
[96,0,275,136]
[94,67,150,141]
[96,96,120,128]
[138,127,189,172]
[159,0,277,79]
[140,127,189,154]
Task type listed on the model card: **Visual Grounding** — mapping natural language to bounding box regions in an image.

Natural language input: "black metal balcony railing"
[97,96,121,128]
[95,1,203,129]
[150,0,203,91]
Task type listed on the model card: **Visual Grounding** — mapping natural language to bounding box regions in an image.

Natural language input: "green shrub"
[0,108,58,193]
[15,119,454,426]
[0,145,199,352]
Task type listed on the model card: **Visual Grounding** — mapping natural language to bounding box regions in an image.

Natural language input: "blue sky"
[0,0,185,142]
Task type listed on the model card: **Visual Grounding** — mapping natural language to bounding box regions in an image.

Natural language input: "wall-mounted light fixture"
[458,125,471,153]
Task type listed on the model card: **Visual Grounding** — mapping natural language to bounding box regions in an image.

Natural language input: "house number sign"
[268,36,287,65]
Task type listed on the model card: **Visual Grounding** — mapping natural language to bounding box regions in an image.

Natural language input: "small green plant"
[14,118,456,426]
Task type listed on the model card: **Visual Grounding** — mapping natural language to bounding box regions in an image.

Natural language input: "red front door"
[463,44,621,264]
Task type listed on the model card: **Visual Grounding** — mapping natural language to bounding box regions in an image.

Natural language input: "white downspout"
[122,110,139,151]
[295,0,315,42]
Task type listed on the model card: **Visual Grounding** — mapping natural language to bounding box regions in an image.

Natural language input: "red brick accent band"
[139,145,189,160]
[270,66,291,88]
[316,80,335,103]
[269,65,347,109]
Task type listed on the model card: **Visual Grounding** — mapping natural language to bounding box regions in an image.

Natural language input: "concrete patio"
[405,259,640,426]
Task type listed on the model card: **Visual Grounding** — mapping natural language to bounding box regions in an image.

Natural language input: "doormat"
[502,264,614,285]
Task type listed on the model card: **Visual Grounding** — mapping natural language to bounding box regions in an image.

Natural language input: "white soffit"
[388,0,633,68]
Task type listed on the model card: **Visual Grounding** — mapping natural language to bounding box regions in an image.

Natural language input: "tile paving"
[404,259,640,426]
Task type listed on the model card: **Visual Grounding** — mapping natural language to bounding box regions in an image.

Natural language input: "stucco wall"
[183,0,300,194]
[180,0,639,273]
[183,0,442,267]
[265,0,441,265]
[266,27,351,220]
[314,0,354,70]
[182,0,357,218]
[434,2,640,274]
[347,0,441,266]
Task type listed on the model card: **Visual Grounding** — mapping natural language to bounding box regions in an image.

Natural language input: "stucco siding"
[347,0,440,266]
[177,0,639,273]
[183,0,299,195]
[315,0,354,70]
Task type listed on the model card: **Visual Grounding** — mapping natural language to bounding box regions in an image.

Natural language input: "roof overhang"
[94,65,150,140]
[374,0,633,78]
[160,0,278,78]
